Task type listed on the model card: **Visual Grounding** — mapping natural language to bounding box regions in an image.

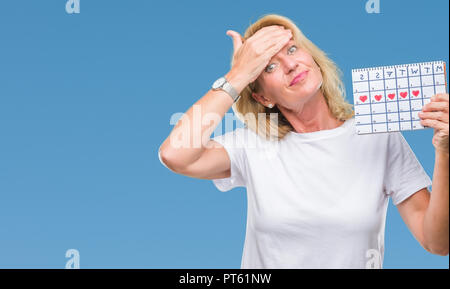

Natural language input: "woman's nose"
[280,55,298,73]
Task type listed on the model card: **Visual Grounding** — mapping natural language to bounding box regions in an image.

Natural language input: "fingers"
[266,30,292,50]
[432,93,449,103]
[419,93,450,128]
[420,118,449,131]
[254,28,292,56]
[256,26,291,46]
[227,26,289,57]
[421,101,449,113]
[252,25,287,40]
[418,111,449,123]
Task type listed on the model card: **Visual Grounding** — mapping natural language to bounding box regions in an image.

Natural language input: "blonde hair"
[230,14,354,140]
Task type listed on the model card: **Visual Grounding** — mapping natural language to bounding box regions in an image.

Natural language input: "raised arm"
[158,25,293,179]
[158,69,246,179]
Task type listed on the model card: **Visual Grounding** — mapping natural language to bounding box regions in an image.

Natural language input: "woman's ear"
[251,91,265,105]
[251,91,273,107]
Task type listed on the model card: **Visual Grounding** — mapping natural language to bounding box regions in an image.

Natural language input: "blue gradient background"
[0,0,448,268]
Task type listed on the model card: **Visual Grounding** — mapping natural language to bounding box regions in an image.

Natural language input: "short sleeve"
[384,132,432,205]
[211,128,247,192]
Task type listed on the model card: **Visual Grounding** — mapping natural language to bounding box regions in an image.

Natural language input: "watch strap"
[222,78,240,102]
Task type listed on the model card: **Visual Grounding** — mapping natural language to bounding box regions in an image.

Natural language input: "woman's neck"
[278,91,344,133]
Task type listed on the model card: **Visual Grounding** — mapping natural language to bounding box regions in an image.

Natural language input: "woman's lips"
[290,71,309,86]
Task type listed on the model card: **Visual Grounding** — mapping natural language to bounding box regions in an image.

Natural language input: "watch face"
[212,77,226,89]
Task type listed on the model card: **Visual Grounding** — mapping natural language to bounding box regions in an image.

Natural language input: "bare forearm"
[159,70,249,168]
[424,151,449,255]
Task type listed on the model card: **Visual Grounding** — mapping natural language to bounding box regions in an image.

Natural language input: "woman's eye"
[288,45,297,54]
[265,64,275,73]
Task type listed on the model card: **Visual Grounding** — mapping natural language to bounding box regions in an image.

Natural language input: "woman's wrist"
[435,149,450,158]
[435,149,450,159]
[225,69,251,95]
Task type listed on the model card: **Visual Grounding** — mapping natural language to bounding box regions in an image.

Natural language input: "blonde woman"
[159,14,449,268]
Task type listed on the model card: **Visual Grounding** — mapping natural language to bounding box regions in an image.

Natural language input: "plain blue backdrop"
[0,0,448,268]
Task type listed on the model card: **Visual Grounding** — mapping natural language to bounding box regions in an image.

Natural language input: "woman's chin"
[289,80,320,96]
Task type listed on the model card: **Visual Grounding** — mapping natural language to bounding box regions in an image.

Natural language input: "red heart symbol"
[388,93,396,99]
[400,92,408,98]
[412,90,420,97]
[375,95,382,101]
[359,95,368,103]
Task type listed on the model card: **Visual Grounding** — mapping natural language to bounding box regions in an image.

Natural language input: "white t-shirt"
[211,117,432,269]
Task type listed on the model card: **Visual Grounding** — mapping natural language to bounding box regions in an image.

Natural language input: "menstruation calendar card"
[352,61,447,134]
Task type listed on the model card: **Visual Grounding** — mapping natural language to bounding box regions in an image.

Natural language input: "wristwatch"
[212,76,240,102]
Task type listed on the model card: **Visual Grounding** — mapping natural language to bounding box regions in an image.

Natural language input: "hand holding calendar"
[419,93,449,154]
